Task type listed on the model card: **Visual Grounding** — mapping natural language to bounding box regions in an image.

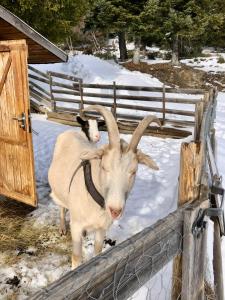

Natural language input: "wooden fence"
[28,66,207,138]
[29,81,224,299]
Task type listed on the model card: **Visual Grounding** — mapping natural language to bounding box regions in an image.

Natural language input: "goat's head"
[80,105,161,220]
[77,115,105,143]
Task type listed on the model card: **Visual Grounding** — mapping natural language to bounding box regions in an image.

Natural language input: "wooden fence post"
[48,72,55,112]
[78,79,84,113]
[210,126,224,300]
[111,81,117,119]
[194,101,204,142]
[162,84,166,125]
[172,141,204,300]
[181,199,209,300]
[212,218,224,300]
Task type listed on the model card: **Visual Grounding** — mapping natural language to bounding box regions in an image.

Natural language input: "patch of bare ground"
[0,197,71,265]
[124,61,225,90]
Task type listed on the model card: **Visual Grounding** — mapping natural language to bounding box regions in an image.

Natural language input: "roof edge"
[0,5,68,63]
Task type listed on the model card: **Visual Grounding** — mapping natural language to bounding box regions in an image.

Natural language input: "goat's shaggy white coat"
[49,106,160,269]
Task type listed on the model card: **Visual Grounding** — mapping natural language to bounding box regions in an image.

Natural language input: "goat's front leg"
[59,207,67,235]
[94,229,106,255]
[70,222,83,270]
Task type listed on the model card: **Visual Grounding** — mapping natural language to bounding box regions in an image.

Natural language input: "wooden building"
[0,5,68,207]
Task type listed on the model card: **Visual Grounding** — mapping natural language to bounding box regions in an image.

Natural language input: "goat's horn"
[128,115,161,152]
[83,105,120,148]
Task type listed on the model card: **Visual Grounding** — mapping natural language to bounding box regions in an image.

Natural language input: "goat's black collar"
[69,160,105,209]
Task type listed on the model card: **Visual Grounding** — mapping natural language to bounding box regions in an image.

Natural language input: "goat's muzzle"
[109,207,122,220]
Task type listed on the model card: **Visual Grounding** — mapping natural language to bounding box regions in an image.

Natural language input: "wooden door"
[0,40,37,206]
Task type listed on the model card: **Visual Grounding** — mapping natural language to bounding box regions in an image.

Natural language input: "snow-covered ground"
[214,92,225,292]
[0,54,224,299]
[181,53,225,73]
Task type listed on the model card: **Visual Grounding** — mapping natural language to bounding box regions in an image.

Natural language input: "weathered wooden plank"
[30,91,51,108]
[73,91,200,105]
[48,73,55,111]
[54,97,81,104]
[51,89,79,95]
[30,99,47,113]
[29,74,50,84]
[51,80,74,90]
[194,98,204,141]
[48,71,80,82]
[47,112,192,138]
[172,141,204,300]
[28,65,49,79]
[162,84,166,124]
[0,55,12,95]
[212,218,224,300]
[29,86,51,102]
[78,79,84,112]
[73,83,204,94]
[72,82,163,92]
[54,98,195,117]
[55,106,80,113]
[29,81,51,97]
[30,205,186,300]
[178,142,204,205]
[0,45,10,52]
[111,81,117,118]
[181,199,209,300]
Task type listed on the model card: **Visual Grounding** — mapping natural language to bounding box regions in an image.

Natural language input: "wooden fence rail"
[30,202,186,300]
[28,66,206,137]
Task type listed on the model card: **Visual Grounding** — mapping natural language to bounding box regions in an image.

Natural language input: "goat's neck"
[90,159,104,196]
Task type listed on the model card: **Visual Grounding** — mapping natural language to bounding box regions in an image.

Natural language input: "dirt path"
[124,61,225,90]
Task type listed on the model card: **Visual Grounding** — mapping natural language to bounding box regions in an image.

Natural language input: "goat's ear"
[80,147,105,160]
[137,150,159,170]
[77,116,86,125]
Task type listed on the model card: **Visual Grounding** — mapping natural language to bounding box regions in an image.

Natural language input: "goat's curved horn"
[128,115,161,152]
[83,105,120,148]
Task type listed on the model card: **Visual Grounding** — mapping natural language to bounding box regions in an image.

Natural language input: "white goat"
[48,105,160,269]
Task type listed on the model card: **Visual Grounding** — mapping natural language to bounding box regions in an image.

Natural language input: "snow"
[1,53,225,299]
[214,92,225,295]
[181,53,225,73]
[32,54,162,87]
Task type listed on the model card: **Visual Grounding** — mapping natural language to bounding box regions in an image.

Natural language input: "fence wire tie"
[193,171,225,237]
[192,207,223,236]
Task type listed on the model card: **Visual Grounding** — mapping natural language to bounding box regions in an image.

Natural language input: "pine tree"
[140,0,221,63]
[85,0,147,61]
[1,0,92,43]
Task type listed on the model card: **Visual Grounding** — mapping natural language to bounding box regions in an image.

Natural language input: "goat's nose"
[109,207,122,219]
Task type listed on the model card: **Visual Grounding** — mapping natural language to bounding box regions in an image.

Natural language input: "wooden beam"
[172,141,204,300]
[30,205,186,300]
[0,55,12,95]
[194,101,204,141]
[181,199,209,300]
[212,218,224,300]
[46,111,192,139]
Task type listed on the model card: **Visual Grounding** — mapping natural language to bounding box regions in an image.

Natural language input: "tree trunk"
[118,31,128,61]
[133,37,141,65]
[171,34,179,65]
